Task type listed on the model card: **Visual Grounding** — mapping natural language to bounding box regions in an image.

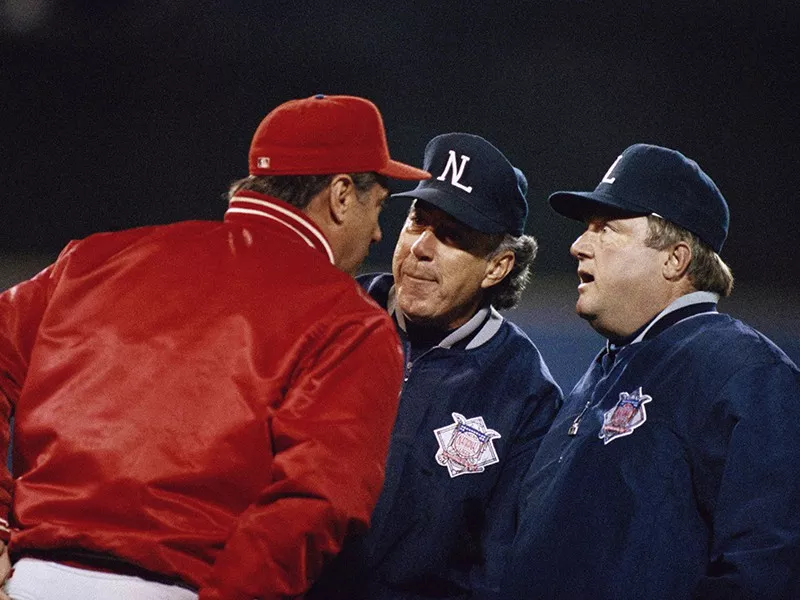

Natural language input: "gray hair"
[644,215,734,297]
[485,233,539,310]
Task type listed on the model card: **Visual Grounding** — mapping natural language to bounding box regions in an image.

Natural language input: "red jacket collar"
[225,191,335,265]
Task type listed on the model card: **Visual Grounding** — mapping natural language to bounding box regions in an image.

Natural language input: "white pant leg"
[5,558,199,600]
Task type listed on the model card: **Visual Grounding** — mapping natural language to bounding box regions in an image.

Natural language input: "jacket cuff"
[0,517,10,544]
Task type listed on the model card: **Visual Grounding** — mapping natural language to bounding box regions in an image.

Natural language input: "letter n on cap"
[437,150,473,193]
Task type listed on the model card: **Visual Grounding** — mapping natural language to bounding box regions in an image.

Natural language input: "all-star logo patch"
[434,412,501,478]
[599,387,652,445]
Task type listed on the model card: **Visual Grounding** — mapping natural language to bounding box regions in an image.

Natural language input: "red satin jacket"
[0,191,404,599]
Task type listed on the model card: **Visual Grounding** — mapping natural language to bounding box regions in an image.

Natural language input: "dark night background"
[1,1,798,389]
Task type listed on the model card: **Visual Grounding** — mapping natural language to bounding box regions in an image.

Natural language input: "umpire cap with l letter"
[549,143,730,253]
[393,133,529,236]
[248,94,430,180]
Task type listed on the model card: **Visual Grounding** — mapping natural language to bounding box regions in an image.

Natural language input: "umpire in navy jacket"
[309,133,562,599]
[506,144,800,599]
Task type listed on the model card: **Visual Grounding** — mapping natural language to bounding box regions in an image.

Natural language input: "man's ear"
[663,241,692,281]
[327,174,356,225]
[481,250,515,289]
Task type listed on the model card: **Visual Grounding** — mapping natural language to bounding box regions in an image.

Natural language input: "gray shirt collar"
[629,290,720,345]
[387,285,503,350]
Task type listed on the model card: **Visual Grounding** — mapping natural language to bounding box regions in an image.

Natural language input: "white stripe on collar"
[630,290,720,345]
[227,195,335,264]
[387,285,503,350]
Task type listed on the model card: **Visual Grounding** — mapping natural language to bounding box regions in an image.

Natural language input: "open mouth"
[578,270,595,284]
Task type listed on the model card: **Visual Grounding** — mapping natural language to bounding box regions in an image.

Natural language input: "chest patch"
[599,387,652,445]
[434,412,501,477]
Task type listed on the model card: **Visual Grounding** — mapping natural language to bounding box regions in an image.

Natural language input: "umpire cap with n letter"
[393,133,528,236]
[248,94,430,180]
[549,143,730,252]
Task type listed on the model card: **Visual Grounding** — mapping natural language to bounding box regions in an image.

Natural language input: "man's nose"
[570,230,593,259]
[411,229,436,260]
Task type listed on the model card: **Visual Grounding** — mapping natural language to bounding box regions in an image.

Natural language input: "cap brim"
[549,190,649,221]
[377,160,431,181]
[393,187,507,234]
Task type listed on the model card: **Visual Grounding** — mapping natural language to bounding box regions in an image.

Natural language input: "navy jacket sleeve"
[472,378,561,598]
[692,360,800,599]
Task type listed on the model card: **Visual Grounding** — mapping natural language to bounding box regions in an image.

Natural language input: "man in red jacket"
[0,94,429,600]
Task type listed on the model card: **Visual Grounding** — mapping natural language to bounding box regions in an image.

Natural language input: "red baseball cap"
[249,94,430,180]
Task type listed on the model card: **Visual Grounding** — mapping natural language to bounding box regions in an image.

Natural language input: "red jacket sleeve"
[0,259,66,540]
[199,312,403,600]
[0,242,79,541]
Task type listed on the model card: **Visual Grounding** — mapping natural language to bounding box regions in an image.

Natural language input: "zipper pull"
[567,400,592,436]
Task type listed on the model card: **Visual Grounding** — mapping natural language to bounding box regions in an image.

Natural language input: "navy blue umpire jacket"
[309,273,562,599]
[506,295,800,599]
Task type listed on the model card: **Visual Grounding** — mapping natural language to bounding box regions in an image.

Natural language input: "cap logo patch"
[601,154,623,184]
[437,150,473,193]
[257,157,270,169]
[434,412,500,477]
[599,387,652,444]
